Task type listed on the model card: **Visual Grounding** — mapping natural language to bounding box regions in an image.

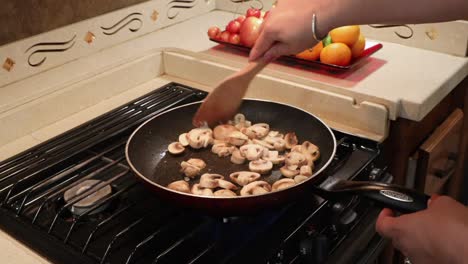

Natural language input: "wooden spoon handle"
[236,60,269,81]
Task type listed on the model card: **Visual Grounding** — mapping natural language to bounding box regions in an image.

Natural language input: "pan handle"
[326,180,430,214]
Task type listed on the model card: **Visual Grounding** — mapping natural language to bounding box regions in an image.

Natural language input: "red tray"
[209,38,383,71]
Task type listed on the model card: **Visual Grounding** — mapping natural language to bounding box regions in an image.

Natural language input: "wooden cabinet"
[415,109,464,195]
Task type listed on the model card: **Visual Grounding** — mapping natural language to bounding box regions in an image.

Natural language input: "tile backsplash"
[0,0,149,46]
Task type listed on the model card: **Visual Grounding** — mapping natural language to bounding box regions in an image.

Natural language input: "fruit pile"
[207,8,267,47]
[296,25,366,66]
[207,9,366,67]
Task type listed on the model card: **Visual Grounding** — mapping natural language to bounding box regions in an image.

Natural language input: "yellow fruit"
[296,42,323,61]
[320,43,352,66]
[350,34,366,58]
[330,25,360,46]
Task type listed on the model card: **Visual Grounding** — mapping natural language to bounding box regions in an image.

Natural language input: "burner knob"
[299,234,330,263]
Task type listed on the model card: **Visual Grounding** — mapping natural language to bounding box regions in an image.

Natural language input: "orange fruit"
[320,43,352,66]
[350,34,366,58]
[296,42,323,61]
[330,25,360,46]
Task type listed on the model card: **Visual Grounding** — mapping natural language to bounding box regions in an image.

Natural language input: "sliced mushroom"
[243,123,270,139]
[191,184,214,196]
[227,131,249,146]
[211,143,235,157]
[230,171,261,186]
[213,124,238,141]
[280,165,300,177]
[285,151,307,166]
[272,178,296,191]
[263,150,285,165]
[301,141,321,161]
[265,136,287,152]
[253,139,274,150]
[199,173,224,188]
[178,133,189,147]
[239,144,264,161]
[240,181,272,196]
[300,165,313,176]
[217,179,238,190]
[180,158,206,178]
[294,175,309,183]
[168,142,185,155]
[291,145,303,153]
[187,128,213,149]
[233,114,252,129]
[267,131,284,138]
[230,148,246,164]
[285,132,299,149]
[167,180,190,193]
[214,189,237,197]
[249,159,273,174]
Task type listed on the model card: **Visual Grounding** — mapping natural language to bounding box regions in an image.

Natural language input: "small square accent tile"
[3,57,15,72]
[151,10,159,22]
[84,31,96,44]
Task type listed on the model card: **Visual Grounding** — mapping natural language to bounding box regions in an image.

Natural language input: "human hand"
[376,195,468,264]
[249,0,338,62]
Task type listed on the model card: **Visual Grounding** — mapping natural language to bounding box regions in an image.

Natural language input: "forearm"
[319,0,468,35]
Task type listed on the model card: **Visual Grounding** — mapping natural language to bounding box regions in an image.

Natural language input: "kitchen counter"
[0,9,467,263]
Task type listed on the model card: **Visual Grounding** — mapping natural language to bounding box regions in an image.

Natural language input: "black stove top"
[0,83,388,264]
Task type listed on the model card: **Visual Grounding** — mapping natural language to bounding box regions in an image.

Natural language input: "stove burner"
[63,180,112,216]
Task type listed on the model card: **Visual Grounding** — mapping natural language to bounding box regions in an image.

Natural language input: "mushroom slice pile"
[243,123,270,139]
[229,171,261,186]
[263,150,285,165]
[199,173,224,188]
[239,144,264,161]
[211,143,235,157]
[187,127,213,149]
[230,148,246,164]
[249,159,273,174]
[227,131,249,146]
[240,181,272,196]
[214,189,237,197]
[168,142,185,155]
[272,178,296,191]
[191,184,213,196]
[180,158,206,178]
[213,124,238,141]
[285,132,299,149]
[167,180,190,193]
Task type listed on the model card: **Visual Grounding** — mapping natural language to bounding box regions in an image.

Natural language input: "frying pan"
[126,99,429,216]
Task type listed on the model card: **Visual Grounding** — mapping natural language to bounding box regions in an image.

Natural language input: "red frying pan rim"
[125,98,337,199]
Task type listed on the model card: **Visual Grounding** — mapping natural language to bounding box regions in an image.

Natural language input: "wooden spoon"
[193,60,268,126]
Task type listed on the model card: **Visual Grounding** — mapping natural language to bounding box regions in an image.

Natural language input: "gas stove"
[0,82,389,264]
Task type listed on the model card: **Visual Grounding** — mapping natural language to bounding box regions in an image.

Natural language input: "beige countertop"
[0,9,467,263]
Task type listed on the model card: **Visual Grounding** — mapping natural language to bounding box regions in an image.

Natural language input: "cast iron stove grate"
[0,83,386,264]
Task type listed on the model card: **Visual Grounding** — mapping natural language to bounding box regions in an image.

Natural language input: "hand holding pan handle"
[317,178,430,214]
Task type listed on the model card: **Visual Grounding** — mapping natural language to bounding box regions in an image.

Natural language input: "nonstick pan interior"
[126,99,336,196]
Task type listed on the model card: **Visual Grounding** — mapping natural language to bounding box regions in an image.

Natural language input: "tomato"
[236,15,246,24]
[246,8,261,18]
[239,17,263,47]
[226,20,241,34]
[207,26,220,39]
[229,34,241,45]
[220,31,231,42]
